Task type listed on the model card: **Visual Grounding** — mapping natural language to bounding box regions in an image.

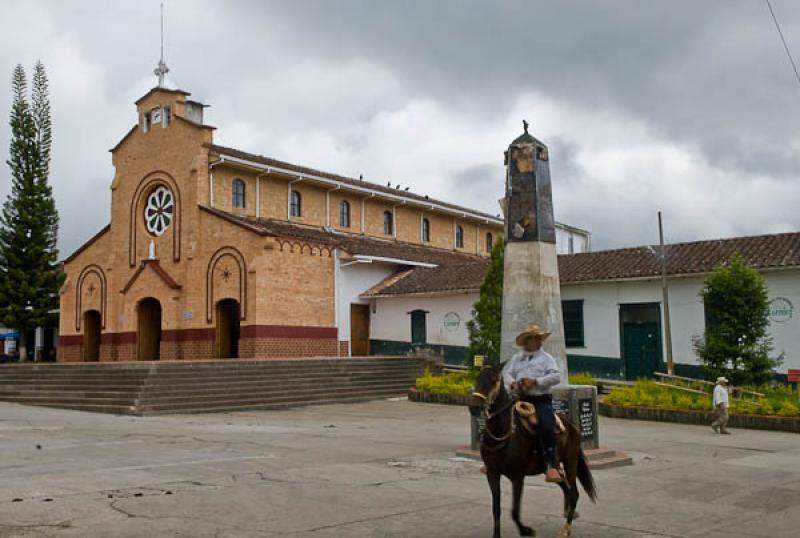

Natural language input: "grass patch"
[604,379,800,416]
[415,368,478,396]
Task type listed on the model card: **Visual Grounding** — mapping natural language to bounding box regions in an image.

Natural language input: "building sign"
[443,312,461,332]
[769,297,793,323]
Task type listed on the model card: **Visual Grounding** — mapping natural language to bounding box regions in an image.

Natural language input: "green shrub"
[568,372,596,386]
[415,368,479,396]
[604,379,800,417]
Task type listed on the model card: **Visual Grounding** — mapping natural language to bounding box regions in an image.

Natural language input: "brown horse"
[468,364,597,538]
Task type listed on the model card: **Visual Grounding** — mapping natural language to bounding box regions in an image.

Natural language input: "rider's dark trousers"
[522,393,558,466]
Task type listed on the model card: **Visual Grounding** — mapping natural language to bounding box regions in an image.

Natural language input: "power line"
[765,0,800,90]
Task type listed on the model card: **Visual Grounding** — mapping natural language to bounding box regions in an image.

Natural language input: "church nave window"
[421,218,430,242]
[486,232,493,252]
[290,190,302,217]
[455,225,464,249]
[383,211,393,236]
[339,200,351,227]
[232,179,246,209]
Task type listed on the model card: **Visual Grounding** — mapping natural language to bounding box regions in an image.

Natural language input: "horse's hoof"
[563,509,579,519]
[518,525,535,536]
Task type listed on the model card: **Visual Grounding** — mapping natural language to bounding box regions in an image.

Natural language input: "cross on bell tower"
[153,3,169,88]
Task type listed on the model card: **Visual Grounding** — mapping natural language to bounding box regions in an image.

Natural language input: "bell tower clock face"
[145,186,174,236]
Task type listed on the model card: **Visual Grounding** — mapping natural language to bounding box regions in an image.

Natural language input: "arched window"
[340,200,351,227]
[486,232,493,252]
[232,179,246,209]
[421,218,430,242]
[455,225,464,248]
[383,211,393,235]
[290,190,302,217]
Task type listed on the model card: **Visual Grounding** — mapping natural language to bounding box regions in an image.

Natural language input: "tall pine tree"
[467,239,504,364]
[0,62,63,360]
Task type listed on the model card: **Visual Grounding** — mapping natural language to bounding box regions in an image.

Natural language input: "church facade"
[59,86,516,362]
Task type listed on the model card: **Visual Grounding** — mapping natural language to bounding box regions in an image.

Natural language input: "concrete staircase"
[0,357,428,415]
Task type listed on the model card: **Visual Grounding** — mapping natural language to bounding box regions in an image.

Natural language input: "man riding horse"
[502,323,563,483]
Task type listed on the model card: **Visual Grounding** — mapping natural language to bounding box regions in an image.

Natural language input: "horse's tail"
[577,450,597,502]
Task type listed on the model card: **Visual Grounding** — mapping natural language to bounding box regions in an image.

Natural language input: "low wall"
[600,402,800,433]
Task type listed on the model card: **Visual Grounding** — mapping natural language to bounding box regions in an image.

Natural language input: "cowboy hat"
[716,376,729,385]
[515,324,551,346]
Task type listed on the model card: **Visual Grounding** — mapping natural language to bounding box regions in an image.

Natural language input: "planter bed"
[408,388,471,406]
[600,402,800,433]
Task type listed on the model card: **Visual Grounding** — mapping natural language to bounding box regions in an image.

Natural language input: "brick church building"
[58,83,514,362]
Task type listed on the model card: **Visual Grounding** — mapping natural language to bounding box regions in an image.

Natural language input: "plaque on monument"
[578,398,595,440]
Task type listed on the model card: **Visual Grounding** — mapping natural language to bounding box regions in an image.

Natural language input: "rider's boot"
[544,449,563,483]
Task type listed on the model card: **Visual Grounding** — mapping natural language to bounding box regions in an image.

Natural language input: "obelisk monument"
[499,121,568,384]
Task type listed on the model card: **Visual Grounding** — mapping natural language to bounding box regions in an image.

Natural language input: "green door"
[410,310,427,345]
[620,303,662,380]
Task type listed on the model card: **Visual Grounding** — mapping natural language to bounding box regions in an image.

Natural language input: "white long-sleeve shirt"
[713,384,729,408]
[502,349,561,396]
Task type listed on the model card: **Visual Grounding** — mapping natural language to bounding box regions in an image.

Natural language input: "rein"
[473,380,518,451]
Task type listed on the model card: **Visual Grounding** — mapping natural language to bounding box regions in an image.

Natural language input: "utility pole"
[659,211,674,375]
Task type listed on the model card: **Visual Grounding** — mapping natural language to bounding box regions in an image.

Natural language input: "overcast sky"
[1,0,799,256]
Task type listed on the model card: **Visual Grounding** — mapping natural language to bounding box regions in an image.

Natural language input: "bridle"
[472,377,517,449]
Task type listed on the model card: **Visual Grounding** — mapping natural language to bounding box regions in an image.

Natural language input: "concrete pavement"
[0,399,798,537]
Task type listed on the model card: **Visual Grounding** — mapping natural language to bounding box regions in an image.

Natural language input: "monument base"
[470,384,600,451]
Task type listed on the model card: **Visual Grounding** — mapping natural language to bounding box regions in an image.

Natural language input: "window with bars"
[339,200,351,227]
[232,179,246,208]
[290,190,302,217]
[455,225,464,248]
[562,300,585,347]
[383,211,393,235]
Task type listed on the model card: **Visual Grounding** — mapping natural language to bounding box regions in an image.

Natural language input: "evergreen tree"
[0,62,63,360]
[467,239,504,364]
[693,254,782,386]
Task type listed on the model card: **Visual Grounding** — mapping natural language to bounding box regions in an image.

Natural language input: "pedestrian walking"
[711,376,730,434]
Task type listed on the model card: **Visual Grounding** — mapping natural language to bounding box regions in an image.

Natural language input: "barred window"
[290,190,302,217]
[232,179,246,208]
[562,300,585,347]
[383,211,393,235]
[339,200,351,227]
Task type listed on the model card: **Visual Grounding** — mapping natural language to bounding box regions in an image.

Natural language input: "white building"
[360,231,799,379]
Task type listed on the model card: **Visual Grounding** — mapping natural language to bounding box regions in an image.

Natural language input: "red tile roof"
[363,231,800,297]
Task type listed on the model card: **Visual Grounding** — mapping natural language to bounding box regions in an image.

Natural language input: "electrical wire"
[766,0,800,89]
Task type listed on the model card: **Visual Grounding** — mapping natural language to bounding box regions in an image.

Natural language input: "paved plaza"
[0,399,799,537]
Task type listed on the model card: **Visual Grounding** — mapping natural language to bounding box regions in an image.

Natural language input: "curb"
[599,402,800,433]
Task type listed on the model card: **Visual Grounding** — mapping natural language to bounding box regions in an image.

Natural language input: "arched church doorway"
[137,298,162,361]
[82,310,101,362]
[215,299,240,359]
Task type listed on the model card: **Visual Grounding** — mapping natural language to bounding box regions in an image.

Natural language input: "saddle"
[513,400,567,436]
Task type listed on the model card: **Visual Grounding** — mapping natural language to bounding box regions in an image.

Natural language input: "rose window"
[145,186,174,236]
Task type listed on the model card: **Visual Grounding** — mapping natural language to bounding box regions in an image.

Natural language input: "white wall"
[335,253,396,349]
[370,293,478,347]
[560,268,800,372]
[555,225,590,254]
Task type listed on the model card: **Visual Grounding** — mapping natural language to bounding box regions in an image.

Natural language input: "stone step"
[142,377,414,398]
[140,381,412,405]
[0,389,141,399]
[141,370,420,386]
[18,402,136,414]
[139,388,410,415]
[0,363,423,380]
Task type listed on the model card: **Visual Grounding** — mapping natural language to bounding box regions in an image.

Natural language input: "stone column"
[498,124,568,384]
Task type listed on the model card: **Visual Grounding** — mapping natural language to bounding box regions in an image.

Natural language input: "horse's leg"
[510,475,535,536]
[487,470,502,538]
[557,468,580,538]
